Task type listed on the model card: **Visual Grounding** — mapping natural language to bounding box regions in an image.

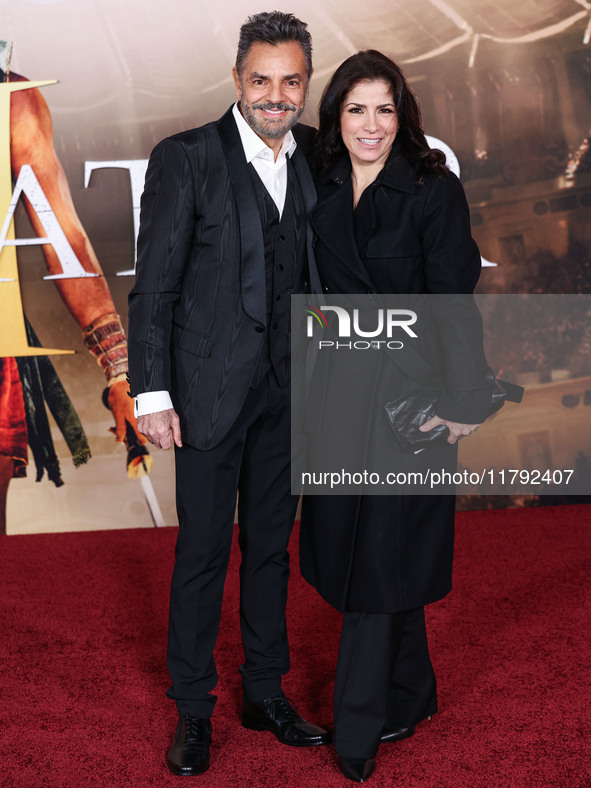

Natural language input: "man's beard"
[240,97,304,140]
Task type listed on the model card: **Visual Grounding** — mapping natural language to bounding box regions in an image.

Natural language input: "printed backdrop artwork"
[1,0,590,533]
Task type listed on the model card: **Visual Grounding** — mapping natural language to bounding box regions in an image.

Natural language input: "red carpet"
[1,506,589,787]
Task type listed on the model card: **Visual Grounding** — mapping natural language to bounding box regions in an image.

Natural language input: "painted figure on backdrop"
[127,12,329,776]
[0,49,146,535]
[299,51,494,782]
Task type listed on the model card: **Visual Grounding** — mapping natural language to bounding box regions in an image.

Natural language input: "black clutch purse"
[384,378,523,454]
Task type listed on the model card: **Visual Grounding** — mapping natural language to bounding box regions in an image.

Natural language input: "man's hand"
[419,415,481,445]
[137,408,183,450]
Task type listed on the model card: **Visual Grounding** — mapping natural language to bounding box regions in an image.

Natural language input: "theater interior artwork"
[1,0,590,534]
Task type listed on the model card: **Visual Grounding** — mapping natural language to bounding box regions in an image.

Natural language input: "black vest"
[249,157,307,388]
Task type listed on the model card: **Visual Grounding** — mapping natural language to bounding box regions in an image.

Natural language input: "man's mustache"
[252,101,297,112]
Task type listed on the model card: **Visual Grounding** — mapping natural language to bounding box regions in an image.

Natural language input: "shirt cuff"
[134,390,174,417]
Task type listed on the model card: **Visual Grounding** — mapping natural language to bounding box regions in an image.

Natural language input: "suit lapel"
[216,107,266,326]
[289,133,316,214]
[289,141,323,295]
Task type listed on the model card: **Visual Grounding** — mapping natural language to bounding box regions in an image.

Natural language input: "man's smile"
[252,102,296,118]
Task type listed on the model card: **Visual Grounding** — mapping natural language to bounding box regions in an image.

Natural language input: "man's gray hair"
[235,11,312,80]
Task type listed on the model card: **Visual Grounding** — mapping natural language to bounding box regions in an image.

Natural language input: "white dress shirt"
[134,104,298,417]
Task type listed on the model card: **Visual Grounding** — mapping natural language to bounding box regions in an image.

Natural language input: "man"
[128,12,328,776]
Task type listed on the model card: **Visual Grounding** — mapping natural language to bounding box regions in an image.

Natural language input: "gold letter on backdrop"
[0,80,73,357]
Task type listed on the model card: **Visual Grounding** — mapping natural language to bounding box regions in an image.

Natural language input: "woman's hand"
[419,415,481,445]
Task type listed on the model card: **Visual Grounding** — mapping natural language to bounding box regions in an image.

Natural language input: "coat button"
[367,290,376,299]
[255,326,265,333]
[485,370,494,383]
[278,234,286,242]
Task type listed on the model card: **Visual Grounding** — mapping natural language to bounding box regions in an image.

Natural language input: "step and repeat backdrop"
[1,0,590,534]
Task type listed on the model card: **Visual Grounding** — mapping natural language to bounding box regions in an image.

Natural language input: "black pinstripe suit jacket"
[128,106,320,449]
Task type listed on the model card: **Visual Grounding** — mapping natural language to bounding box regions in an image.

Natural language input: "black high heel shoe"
[380,714,432,743]
[338,756,376,782]
[381,678,437,744]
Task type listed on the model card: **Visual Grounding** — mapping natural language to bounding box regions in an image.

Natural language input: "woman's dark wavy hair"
[315,50,446,177]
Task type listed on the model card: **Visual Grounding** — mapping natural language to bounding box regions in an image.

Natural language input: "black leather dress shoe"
[380,725,415,743]
[338,756,376,782]
[166,714,211,776]
[241,695,330,747]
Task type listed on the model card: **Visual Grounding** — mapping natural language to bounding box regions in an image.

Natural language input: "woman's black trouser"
[334,607,437,758]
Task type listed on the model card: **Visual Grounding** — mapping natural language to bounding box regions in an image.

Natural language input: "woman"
[299,51,494,782]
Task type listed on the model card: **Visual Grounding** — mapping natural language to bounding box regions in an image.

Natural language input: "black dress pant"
[167,371,298,717]
[334,607,437,758]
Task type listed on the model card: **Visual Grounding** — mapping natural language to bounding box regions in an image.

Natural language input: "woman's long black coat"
[299,145,494,614]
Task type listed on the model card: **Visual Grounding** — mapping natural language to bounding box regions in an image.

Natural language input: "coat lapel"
[310,173,376,293]
[310,149,420,293]
[216,107,266,326]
